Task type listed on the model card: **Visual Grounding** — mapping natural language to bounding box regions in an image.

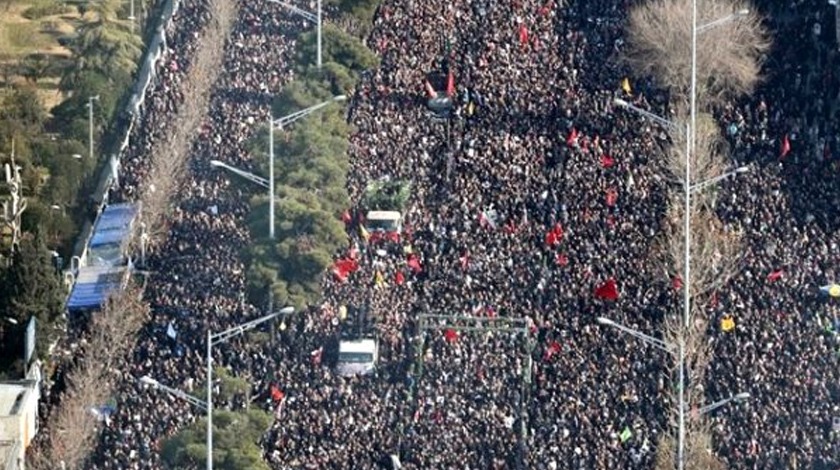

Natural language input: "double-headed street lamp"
[596,316,751,415]
[209,95,346,240]
[206,307,293,470]
[685,9,750,469]
[139,375,208,410]
[268,0,322,68]
[614,10,750,464]
[140,308,294,470]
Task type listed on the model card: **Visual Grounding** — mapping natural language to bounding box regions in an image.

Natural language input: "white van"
[365,210,403,233]
[336,339,378,377]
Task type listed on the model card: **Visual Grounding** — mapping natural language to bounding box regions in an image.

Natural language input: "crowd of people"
[54,0,840,468]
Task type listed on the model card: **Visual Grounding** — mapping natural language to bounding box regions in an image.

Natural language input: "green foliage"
[22,2,74,20]
[362,179,410,212]
[295,24,379,77]
[244,12,381,311]
[0,86,47,138]
[0,233,64,351]
[246,186,346,309]
[161,409,272,470]
[214,366,251,403]
[60,0,142,93]
[325,0,381,33]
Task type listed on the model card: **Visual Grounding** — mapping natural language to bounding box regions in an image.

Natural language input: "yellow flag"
[359,224,370,242]
[621,77,632,94]
[374,270,385,287]
[721,315,735,332]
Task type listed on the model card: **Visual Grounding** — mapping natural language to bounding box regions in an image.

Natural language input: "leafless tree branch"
[625,0,770,104]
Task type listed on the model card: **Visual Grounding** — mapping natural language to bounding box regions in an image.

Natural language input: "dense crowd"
[67,0,840,468]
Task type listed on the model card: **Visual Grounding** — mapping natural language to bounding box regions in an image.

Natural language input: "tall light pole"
[210,95,346,239]
[682,8,749,469]
[88,95,100,162]
[269,110,275,239]
[596,320,751,410]
[206,306,294,470]
[268,0,322,68]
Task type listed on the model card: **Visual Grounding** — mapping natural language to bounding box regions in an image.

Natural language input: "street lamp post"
[682,8,749,468]
[613,98,679,131]
[697,392,750,415]
[597,318,751,407]
[596,317,672,352]
[210,95,346,239]
[268,0,322,68]
[139,375,208,410]
[88,96,100,162]
[206,307,294,470]
[269,110,275,239]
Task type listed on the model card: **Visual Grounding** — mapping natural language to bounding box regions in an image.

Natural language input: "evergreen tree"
[161,409,272,470]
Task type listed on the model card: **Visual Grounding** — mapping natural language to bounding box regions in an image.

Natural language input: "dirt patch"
[0,0,80,108]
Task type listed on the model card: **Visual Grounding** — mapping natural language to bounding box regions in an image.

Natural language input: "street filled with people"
[74,0,840,468]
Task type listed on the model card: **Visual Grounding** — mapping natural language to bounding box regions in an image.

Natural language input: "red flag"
[445,70,455,97]
[542,340,562,361]
[605,188,618,207]
[567,128,579,147]
[503,220,518,233]
[518,24,529,45]
[395,270,405,285]
[444,328,459,343]
[594,278,619,301]
[270,385,284,403]
[545,223,564,247]
[672,276,683,290]
[767,270,784,282]
[600,154,615,168]
[425,80,437,99]
[407,254,422,273]
[459,252,470,270]
[310,347,323,366]
[539,1,552,15]
[332,258,359,282]
[780,134,791,159]
[555,253,568,266]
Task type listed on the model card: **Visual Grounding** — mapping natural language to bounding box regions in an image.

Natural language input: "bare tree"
[625,0,770,104]
[29,0,240,467]
[138,0,238,241]
[29,284,149,470]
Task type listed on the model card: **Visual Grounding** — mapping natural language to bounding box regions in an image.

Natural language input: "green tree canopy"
[295,24,379,78]
[161,409,272,470]
[60,0,142,92]
[0,232,64,357]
